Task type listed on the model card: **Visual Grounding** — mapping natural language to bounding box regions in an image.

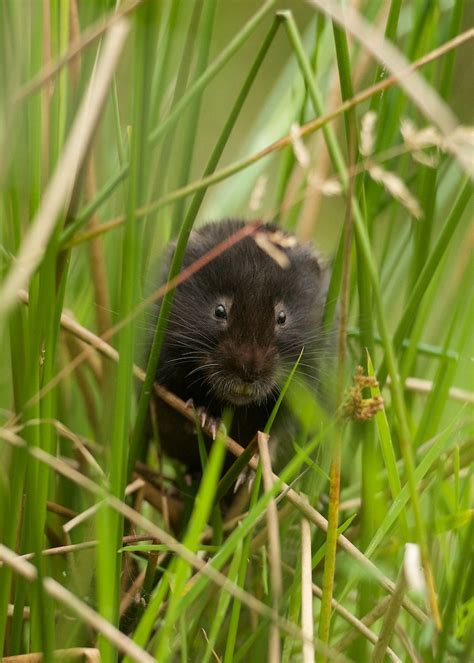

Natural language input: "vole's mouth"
[213,377,275,406]
[231,382,255,397]
[226,389,257,406]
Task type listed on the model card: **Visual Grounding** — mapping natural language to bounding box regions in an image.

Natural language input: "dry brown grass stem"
[120,568,147,618]
[46,501,77,520]
[0,19,130,320]
[2,648,100,662]
[401,378,474,405]
[14,535,154,565]
[281,561,401,662]
[68,335,103,383]
[63,477,145,534]
[0,544,156,663]
[394,624,423,663]
[258,432,283,663]
[68,0,82,86]
[333,595,392,653]
[0,430,326,656]
[7,605,30,620]
[301,515,315,663]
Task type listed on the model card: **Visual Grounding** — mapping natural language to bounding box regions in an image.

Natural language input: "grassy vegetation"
[0,1,472,661]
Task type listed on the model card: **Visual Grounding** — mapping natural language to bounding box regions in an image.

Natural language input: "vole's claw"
[234,468,256,493]
[234,470,246,493]
[195,407,221,440]
[247,470,256,493]
[185,398,194,409]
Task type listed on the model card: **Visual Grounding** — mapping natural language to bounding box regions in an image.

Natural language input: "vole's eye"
[276,310,287,326]
[214,304,228,320]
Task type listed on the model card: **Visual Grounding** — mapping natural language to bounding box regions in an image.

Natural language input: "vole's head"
[164,220,330,406]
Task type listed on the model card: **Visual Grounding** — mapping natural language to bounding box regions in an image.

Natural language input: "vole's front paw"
[185,400,222,440]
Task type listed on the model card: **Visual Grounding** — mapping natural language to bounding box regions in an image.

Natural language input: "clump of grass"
[0,1,472,662]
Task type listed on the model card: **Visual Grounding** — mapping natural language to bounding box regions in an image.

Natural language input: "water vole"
[150,219,332,471]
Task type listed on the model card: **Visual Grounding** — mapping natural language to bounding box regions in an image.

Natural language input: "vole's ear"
[294,242,332,304]
[294,241,326,275]
[183,228,207,258]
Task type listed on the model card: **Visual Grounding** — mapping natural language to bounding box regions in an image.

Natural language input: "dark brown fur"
[150,219,332,470]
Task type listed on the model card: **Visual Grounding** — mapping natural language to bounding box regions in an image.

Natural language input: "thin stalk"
[141,0,202,268]
[0,199,28,653]
[348,329,460,361]
[368,0,402,114]
[439,0,465,99]
[148,0,185,122]
[11,3,56,656]
[96,6,154,663]
[171,0,217,218]
[277,17,322,223]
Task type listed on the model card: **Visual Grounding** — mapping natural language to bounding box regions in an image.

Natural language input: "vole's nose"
[233,345,268,382]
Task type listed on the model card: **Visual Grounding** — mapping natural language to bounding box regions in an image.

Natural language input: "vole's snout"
[232,345,272,382]
[209,341,279,405]
[224,344,275,382]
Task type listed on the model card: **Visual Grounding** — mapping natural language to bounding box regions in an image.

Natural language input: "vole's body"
[152,219,331,471]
